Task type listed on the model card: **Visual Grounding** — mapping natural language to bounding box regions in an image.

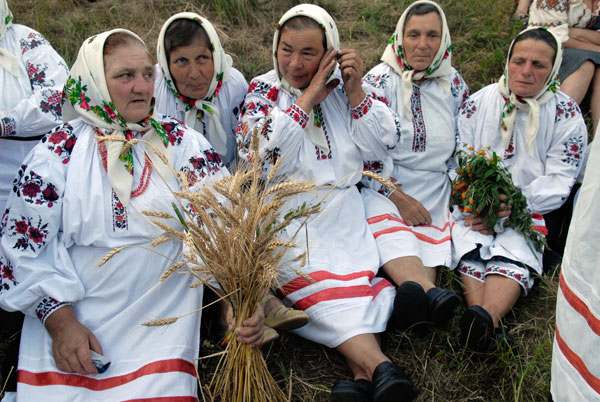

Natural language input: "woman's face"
[168,37,214,99]
[402,12,442,72]
[104,44,154,123]
[276,26,325,89]
[507,38,555,97]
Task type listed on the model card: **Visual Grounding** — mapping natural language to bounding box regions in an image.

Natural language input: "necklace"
[95,127,153,198]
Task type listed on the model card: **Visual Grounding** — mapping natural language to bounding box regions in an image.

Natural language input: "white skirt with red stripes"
[551,138,600,401]
[361,187,453,268]
[274,187,395,348]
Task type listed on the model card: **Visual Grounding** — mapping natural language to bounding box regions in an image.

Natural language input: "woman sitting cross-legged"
[452,27,587,352]
[361,0,468,334]
[237,4,419,402]
[0,29,263,401]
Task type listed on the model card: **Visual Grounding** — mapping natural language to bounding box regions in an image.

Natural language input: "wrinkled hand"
[295,49,339,112]
[390,189,432,226]
[226,303,265,348]
[465,194,512,235]
[44,306,102,375]
[337,49,366,107]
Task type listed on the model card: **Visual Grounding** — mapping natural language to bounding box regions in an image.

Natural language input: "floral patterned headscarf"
[62,29,173,207]
[0,0,18,76]
[157,12,232,157]
[498,27,562,156]
[381,0,452,118]
[273,4,340,153]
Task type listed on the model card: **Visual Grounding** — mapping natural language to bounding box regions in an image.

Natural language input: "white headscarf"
[381,0,452,118]
[157,12,232,157]
[497,27,562,156]
[0,0,19,76]
[273,4,340,152]
[62,29,173,207]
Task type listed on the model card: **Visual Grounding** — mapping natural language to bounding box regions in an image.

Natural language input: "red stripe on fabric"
[124,398,197,402]
[18,359,196,391]
[531,213,543,220]
[367,214,450,232]
[372,226,451,244]
[278,270,376,296]
[559,271,600,336]
[555,326,600,394]
[293,279,394,310]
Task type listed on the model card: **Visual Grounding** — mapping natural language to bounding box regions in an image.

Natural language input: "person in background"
[238,4,419,402]
[0,0,68,395]
[0,29,263,401]
[452,27,587,352]
[361,0,467,334]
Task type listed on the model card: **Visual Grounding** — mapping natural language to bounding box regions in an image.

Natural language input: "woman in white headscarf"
[237,4,419,402]
[154,12,248,167]
[0,29,263,401]
[452,27,587,351]
[361,0,468,334]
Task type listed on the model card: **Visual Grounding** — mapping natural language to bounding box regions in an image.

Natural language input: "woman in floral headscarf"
[361,0,468,334]
[452,27,587,351]
[0,29,263,401]
[154,12,248,167]
[238,4,419,402]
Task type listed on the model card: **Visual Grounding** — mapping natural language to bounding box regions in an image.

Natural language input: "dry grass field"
[1,1,562,401]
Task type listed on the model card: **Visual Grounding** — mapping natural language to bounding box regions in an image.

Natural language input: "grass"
[0,0,559,401]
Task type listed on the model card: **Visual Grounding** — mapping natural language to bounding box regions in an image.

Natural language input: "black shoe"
[330,379,372,402]
[393,281,428,332]
[494,326,516,350]
[459,305,494,352]
[372,361,419,402]
[426,287,461,327]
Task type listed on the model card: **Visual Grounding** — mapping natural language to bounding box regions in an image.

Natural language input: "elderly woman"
[237,4,419,402]
[154,12,248,167]
[0,29,262,401]
[528,0,600,133]
[361,0,468,333]
[453,27,587,351]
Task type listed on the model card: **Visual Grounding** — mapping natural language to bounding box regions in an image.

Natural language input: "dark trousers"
[0,308,23,393]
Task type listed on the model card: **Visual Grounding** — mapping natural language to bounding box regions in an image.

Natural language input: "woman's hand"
[295,49,339,112]
[337,49,366,108]
[226,303,265,348]
[389,188,432,226]
[44,305,103,375]
[465,194,512,235]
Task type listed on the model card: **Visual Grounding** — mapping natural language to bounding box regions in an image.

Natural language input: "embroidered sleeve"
[1,28,68,138]
[521,98,587,214]
[351,96,373,120]
[527,1,570,43]
[451,71,470,113]
[0,124,85,318]
[286,104,309,128]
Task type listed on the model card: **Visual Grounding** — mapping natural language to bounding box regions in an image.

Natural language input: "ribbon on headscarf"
[380,0,452,119]
[0,0,19,76]
[272,4,341,153]
[62,29,173,207]
[157,12,231,157]
[497,27,562,156]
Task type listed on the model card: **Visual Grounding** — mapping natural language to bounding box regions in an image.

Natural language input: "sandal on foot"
[330,379,372,402]
[459,305,494,352]
[426,287,461,327]
[372,361,419,402]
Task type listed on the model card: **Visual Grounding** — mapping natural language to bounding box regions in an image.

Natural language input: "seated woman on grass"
[452,27,587,352]
[361,0,468,334]
[237,4,419,402]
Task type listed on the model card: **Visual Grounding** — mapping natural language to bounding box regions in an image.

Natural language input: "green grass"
[0,1,559,401]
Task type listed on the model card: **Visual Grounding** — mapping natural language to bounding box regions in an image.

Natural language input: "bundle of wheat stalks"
[140,127,320,402]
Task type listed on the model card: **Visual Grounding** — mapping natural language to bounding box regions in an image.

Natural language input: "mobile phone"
[90,350,111,374]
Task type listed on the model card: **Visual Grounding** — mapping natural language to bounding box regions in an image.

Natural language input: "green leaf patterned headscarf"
[62,29,173,207]
[157,12,232,157]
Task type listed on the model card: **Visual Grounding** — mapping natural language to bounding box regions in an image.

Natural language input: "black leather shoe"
[426,287,461,327]
[372,361,419,402]
[330,379,372,402]
[459,305,494,352]
[393,281,428,332]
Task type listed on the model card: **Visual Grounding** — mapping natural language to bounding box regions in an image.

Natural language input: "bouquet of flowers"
[450,145,546,253]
